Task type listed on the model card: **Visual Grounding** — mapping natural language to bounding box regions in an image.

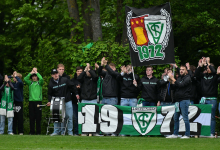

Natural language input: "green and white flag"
[78,104,211,136]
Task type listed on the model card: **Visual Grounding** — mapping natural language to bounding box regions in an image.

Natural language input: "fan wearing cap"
[24,67,44,135]
[47,68,76,136]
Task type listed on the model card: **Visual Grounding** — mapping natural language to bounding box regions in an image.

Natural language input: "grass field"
[0,135,219,150]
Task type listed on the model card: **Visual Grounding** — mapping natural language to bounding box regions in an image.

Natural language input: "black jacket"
[48,76,75,102]
[139,76,160,102]
[77,70,98,100]
[117,73,140,98]
[171,74,191,102]
[98,65,119,98]
[62,73,70,79]
[71,73,81,104]
[188,70,198,100]
[195,65,219,97]
[158,80,174,102]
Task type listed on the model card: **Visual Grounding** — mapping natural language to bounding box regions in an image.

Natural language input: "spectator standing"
[166,65,192,139]
[11,71,24,135]
[24,68,44,135]
[195,57,219,137]
[0,75,15,135]
[71,66,83,136]
[48,69,75,136]
[138,66,160,106]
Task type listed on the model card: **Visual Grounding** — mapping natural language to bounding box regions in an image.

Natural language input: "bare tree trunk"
[115,0,123,44]
[90,0,102,41]
[82,0,93,42]
[66,0,80,41]
[122,19,129,47]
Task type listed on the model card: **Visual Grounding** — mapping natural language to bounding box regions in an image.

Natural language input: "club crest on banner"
[127,9,172,62]
[131,107,157,135]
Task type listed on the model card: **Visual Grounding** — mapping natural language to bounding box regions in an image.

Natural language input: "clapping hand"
[33,67,38,73]
[198,59,203,67]
[186,62,190,70]
[217,66,220,75]
[206,57,210,65]
[120,65,127,73]
[4,75,9,82]
[95,63,99,69]
[86,63,90,71]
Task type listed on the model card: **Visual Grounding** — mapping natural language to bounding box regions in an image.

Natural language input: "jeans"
[160,102,174,106]
[102,97,118,105]
[120,98,137,107]
[142,101,156,106]
[53,101,73,135]
[0,116,13,134]
[81,99,97,104]
[72,103,78,135]
[205,100,217,134]
[174,100,190,136]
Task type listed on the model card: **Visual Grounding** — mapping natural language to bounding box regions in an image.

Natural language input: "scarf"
[200,97,217,104]
[0,86,14,117]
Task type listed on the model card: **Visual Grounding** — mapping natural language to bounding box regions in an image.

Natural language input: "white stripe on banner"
[123,113,211,126]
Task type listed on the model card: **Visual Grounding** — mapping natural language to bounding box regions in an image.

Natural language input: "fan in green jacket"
[24,67,44,135]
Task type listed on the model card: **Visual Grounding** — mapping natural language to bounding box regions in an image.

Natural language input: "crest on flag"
[131,107,157,135]
[126,3,175,66]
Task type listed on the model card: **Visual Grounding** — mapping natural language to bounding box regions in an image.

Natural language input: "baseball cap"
[51,69,58,74]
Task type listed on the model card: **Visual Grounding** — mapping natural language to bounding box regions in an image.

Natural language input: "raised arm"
[24,73,32,85]
[105,65,120,77]
[88,70,98,81]
[77,71,86,83]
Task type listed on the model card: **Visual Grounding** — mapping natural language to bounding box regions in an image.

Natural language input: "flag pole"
[173,64,175,76]
[132,66,135,80]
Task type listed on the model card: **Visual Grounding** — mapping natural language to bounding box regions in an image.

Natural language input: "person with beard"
[48,69,75,136]
[71,66,83,136]
[138,66,160,106]
[24,67,44,135]
[195,57,219,137]
[166,65,192,139]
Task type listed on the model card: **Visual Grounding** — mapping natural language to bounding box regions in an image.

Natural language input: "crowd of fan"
[0,57,219,138]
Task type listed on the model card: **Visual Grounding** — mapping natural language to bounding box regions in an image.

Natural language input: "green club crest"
[2,101,6,107]
[132,107,157,135]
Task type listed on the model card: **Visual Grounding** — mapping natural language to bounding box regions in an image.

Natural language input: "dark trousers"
[29,101,42,135]
[72,103,78,135]
[13,101,24,134]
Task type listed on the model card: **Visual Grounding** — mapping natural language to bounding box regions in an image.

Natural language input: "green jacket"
[24,73,44,101]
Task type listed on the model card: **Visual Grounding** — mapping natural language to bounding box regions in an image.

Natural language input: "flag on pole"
[125,3,175,66]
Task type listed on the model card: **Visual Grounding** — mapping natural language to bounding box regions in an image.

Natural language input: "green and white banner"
[78,104,211,136]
